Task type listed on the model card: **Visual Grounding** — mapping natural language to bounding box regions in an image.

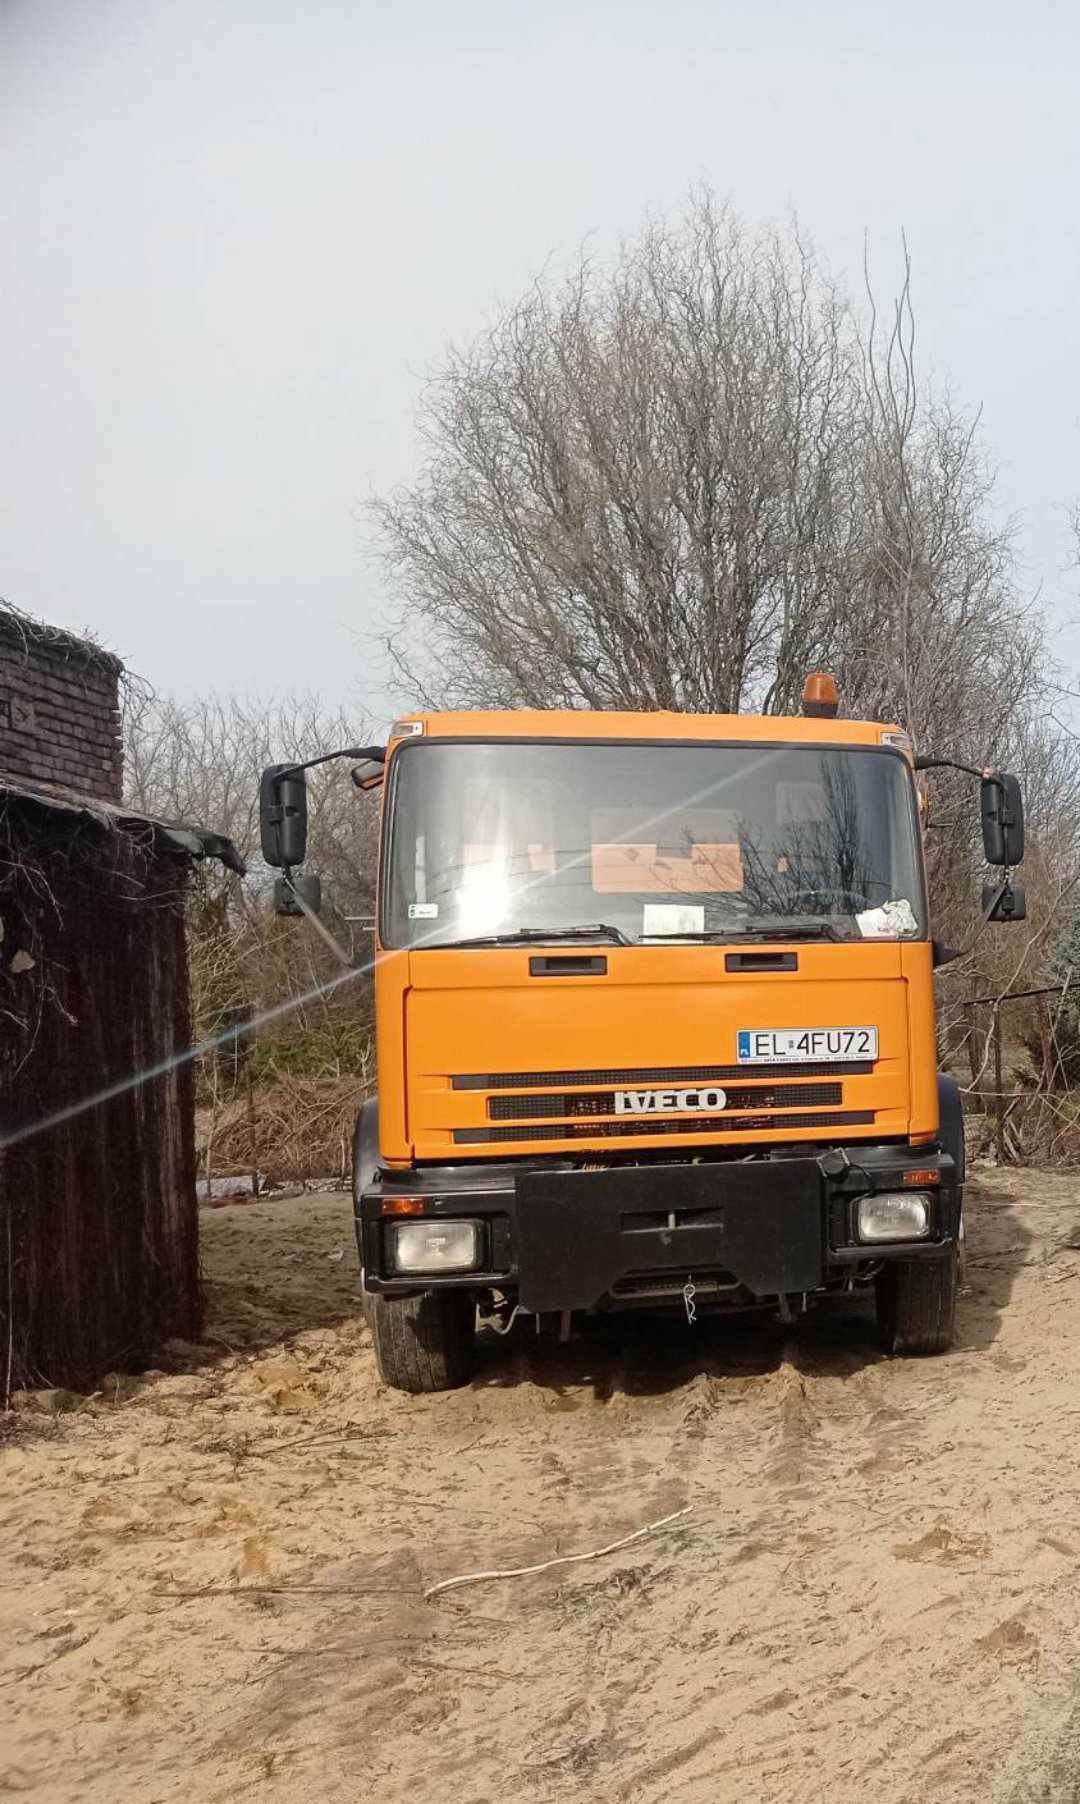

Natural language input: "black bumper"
[358,1143,960,1312]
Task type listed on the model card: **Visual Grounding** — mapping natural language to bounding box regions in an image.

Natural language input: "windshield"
[383,740,926,948]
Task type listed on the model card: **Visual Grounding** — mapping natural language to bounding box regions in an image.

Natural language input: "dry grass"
[196,1075,367,1185]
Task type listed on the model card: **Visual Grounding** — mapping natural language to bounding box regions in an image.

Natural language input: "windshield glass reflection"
[385,742,925,947]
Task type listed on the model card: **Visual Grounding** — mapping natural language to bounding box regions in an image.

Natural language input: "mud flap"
[514,1160,824,1314]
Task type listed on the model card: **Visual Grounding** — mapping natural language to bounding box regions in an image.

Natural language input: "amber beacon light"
[802,671,840,718]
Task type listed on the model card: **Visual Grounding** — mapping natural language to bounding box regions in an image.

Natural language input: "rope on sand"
[422,1505,693,1600]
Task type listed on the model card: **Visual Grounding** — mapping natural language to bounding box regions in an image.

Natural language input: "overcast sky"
[2,0,1078,725]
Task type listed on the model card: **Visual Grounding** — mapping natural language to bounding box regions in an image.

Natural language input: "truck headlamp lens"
[387,1219,483,1274]
[857,1192,931,1243]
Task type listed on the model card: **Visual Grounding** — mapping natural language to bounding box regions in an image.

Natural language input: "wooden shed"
[0,606,241,1394]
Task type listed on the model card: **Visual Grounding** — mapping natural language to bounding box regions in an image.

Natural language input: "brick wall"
[0,620,123,803]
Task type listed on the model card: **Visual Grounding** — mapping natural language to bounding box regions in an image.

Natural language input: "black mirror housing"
[983,879,1026,923]
[981,771,1024,866]
[260,764,309,868]
[273,873,322,917]
[932,940,962,968]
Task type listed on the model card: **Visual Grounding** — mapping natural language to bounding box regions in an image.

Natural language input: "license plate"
[737,1027,877,1064]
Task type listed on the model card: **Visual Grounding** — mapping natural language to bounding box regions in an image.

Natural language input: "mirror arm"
[271,745,386,787]
[915,755,1010,803]
[935,876,1012,974]
[915,755,977,777]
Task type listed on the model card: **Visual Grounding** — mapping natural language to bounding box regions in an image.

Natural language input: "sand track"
[4,1168,1080,1801]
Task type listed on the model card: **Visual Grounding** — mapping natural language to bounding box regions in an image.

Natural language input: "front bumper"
[358,1144,960,1312]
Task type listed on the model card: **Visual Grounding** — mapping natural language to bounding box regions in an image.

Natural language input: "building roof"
[0,600,124,677]
[0,770,246,874]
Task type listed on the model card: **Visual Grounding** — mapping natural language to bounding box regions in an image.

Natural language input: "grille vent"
[488,1082,842,1121]
[454,1110,874,1145]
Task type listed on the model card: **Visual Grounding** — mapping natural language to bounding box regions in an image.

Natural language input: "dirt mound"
[6,1168,1080,1801]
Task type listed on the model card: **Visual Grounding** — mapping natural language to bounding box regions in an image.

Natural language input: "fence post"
[214,1004,256,1194]
[994,1002,1005,1163]
[247,1059,258,1198]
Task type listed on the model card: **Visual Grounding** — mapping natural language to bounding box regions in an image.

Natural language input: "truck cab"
[260,680,1025,1391]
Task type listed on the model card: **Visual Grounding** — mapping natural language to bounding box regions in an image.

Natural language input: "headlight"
[387,1219,483,1274]
[857,1192,931,1243]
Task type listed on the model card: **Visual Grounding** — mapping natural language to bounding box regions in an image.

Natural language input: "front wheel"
[876,1248,958,1355]
[368,1290,476,1392]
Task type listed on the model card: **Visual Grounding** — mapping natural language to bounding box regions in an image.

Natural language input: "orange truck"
[259,675,1026,1391]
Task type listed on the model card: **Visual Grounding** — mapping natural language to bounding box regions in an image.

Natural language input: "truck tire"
[876,1249,958,1355]
[369,1290,475,1392]
[938,1070,965,1204]
[936,1072,967,1285]
[353,1099,379,1324]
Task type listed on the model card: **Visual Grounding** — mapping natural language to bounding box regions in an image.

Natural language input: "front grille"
[453,1060,872,1091]
[487,1082,843,1121]
[611,1270,740,1298]
[454,1110,874,1145]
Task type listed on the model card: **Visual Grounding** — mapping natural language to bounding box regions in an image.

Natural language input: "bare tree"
[372,194,1033,746]
[123,694,380,1178]
[124,690,377,904]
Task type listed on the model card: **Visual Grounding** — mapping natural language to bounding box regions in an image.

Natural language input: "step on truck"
[259,674,1026,1392]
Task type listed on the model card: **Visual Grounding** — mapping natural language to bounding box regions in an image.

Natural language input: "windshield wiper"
[428,922,633,950]
[642,922,850,944]
[740,923,851,942]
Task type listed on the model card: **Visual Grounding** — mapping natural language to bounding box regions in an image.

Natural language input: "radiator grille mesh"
[454,1110,874,1145]
[487,1082,843,1121]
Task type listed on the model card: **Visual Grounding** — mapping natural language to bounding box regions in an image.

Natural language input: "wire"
[486,1304,527,1337]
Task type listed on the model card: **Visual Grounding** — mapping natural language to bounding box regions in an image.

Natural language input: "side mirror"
[274,873,322,917]
[983,879,1026,924]
[260,764,308,868]
[981,771,1024,866]
[351,758,385,793]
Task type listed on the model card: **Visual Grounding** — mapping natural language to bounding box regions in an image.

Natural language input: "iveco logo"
[613,1087,728,1116]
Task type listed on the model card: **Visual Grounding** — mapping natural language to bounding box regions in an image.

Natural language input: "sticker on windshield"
[642,903,705,936]
[737,1027,878,1064]
[856,900,918,938]
[408,902,439,920]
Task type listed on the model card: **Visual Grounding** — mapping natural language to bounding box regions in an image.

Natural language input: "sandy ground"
[6,1170,1080,1802]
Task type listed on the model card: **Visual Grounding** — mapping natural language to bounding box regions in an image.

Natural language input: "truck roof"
[395,708,903,748]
